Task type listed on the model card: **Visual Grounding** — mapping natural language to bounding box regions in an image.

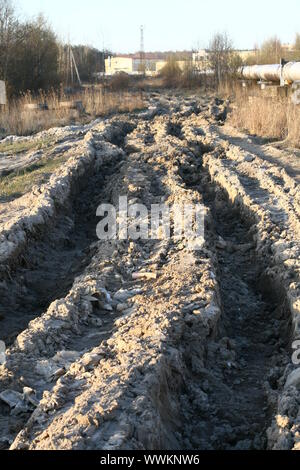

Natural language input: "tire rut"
[180,153,291,450]
[0,123,133,449]
[0,155,125,347]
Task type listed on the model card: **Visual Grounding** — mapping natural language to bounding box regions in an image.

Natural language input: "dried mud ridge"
[0,94,299,450]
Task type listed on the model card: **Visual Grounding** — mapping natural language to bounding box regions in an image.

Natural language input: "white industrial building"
[105,56,166,76]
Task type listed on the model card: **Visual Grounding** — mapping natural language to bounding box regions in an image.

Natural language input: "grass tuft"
[0,153,70,202]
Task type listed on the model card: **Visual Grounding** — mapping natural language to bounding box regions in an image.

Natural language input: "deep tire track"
[176,140,292,450]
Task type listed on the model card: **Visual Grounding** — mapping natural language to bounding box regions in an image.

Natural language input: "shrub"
[159,57,182,88]
[109,73,130,91]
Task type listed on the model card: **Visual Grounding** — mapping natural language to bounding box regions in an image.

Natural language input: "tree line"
[1,0,300,94]
[207,32,300,86]
[0,0,106,96]
[246,35,300,65]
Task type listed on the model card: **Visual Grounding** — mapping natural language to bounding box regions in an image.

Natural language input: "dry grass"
[81,87,144,117]
[0,152,70,202]
[286,105,300,147]
[0,137,54,156]
[0,88,145,137]
[0,87,145,202]
[222,82,300,148]
[230,96,288,140]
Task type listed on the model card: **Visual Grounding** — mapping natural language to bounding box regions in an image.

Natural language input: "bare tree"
[208,32,233,85]
[9,14,60,93]
[259,37,283,64]
[294,34,300,59]
[0,0,18,80]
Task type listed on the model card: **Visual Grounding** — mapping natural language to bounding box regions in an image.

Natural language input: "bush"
[109,73,130,91]
[159,57,182,88]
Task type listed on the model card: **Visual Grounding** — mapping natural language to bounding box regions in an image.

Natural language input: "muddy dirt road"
[0,93,299,450]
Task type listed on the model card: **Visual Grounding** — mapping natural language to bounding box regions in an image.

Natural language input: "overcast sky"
[16,0,300,52]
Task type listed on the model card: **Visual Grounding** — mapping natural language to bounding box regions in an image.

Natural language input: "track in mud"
[0,153,124,346]
[195,183,289,449]
[0,122,134,450]
[175,150,291,450]
[0,96,297,451]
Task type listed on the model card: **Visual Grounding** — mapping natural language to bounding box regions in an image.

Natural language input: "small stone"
[82,295,99,303]
[132,272,157,281]
[50,368,65,381]
[99,302,113,312]
[0,390,24,408]
[276,415,290,429]
[23,387,39,407]
[0,340,6,365]
[216,237,227,249]
[128,242,135,254]
[113,289,142,302]
[82,353,101,367]
[193,309,202,316]
[116,303,128,312]
[285,368,300,389]
[53,350,81,364]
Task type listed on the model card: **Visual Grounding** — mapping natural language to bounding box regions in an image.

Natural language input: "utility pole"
[70,48,82,86]
[70,43,74,85]
[140,25,145,75]
[101,31,105,74]
[67,38,81,87]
